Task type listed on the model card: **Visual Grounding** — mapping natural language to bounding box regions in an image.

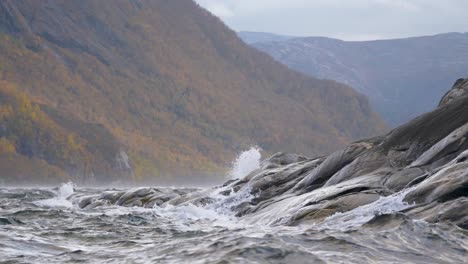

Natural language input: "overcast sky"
[194,0,468,40]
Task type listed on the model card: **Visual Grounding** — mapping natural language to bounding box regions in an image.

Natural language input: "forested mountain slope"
[0,0,386,184]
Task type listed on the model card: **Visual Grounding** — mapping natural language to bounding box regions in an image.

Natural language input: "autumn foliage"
[0,0,386,184]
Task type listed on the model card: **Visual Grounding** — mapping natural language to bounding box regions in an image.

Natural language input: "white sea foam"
[208,186,253,216]
[318,187,416,231]
[151,185,255,231]
[228,146,261,179]
[34,182,75,209]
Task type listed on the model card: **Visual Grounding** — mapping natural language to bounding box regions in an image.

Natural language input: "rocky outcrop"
[439,78,468,106]
[68,79,468,230]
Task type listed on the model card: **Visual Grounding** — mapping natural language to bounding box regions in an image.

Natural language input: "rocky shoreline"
[72,78,468,230]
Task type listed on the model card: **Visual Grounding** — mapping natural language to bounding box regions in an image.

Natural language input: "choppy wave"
[1,144,468,263]
[1,186,467,264]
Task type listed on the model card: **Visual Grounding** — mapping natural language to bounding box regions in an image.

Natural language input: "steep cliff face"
[0,0,386,184]
[242,32,468,126]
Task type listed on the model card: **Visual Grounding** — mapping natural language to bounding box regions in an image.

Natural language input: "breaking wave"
[228,146,261,179]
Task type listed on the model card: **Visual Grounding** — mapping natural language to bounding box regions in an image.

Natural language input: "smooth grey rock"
[439,78,468,107]
[285,192,381,225]
[260,152,311,169]
[404,156,468,204]
[410,123,468,167]
[324,151,389,187]
[383,167,426,191]
[293,142,374,193]
[405,198,468,229]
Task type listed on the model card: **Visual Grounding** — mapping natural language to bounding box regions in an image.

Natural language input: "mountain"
[237,31,295,44]
[0,0,386,185]
[240,32,468,125]
[0,81,129,185]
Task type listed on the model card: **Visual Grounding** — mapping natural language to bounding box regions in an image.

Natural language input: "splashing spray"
[228,146,262,179]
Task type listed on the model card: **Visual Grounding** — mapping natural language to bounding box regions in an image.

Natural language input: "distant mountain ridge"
[240,32,468,125]
[237,31,295,44]
[0,0,386,184]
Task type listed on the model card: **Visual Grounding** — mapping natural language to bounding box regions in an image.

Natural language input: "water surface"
[0,184,466,264]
